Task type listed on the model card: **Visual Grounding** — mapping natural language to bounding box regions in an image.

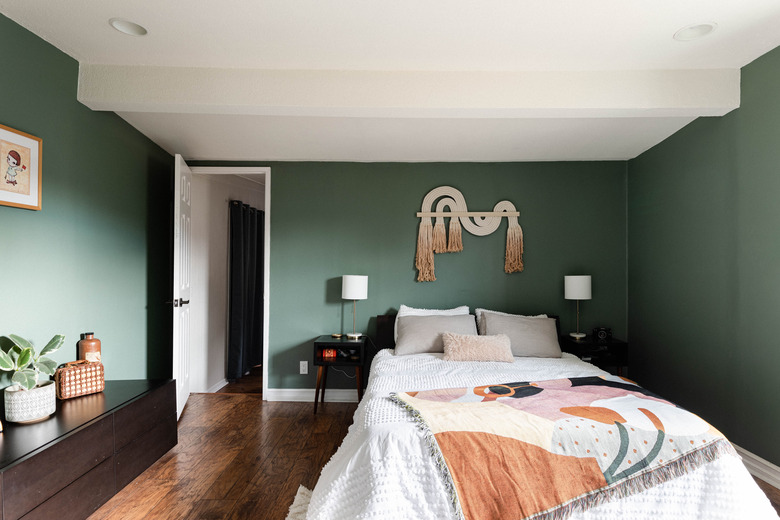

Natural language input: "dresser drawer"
[113,379,175,452]
[3,416,114,520]
[115,412,177,490]
[19,457,115,520]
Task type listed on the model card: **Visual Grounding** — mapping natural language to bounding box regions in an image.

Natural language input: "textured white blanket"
[307,350,777,520]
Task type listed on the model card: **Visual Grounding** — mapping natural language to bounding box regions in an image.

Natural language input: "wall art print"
[415,186,523,282]
[0,123,42,211]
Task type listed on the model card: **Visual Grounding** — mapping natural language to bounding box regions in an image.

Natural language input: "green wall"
[263,161,627,390]
[0,15,173,382]
[628,46,780,465]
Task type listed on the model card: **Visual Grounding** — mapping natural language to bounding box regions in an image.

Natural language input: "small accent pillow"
[394,304,470,341]
[394,314,478,356]
[483,313,562,358]
[442,332,514,363]
[475,308,548,335]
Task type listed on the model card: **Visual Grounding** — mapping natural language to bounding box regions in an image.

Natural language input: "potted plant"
[0,334,64,423]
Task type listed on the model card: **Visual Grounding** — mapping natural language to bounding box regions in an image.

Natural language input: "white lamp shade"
[342,275,368,300]
[564,275,591,300]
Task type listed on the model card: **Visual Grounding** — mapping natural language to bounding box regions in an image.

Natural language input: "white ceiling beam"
[79,65,739,119]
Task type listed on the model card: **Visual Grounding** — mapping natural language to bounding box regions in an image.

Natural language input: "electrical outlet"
[299,361,308,375]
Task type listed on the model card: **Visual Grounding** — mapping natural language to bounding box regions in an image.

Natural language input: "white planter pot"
[4,380,56,423]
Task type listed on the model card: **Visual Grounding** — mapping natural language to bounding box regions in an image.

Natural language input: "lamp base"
[346,332,363,340]
[569,332,586,340]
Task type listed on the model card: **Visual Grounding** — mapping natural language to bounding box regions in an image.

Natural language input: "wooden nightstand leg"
[321,366,328,406]
[355,366,363,402]
[314,366,325,414]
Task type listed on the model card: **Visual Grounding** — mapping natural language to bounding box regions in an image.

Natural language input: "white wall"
[191,174,265,392]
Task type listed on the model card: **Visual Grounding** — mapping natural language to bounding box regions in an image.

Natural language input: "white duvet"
[307,350,777,519]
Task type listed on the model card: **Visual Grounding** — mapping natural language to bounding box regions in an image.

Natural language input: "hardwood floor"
[88,394,357,520]
[755,477,780,515]
[216,366,264,394]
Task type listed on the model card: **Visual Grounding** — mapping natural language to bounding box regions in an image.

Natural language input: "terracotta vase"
[78,332,101,362]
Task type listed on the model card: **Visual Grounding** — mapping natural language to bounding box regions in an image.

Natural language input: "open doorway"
[189,166,271,397]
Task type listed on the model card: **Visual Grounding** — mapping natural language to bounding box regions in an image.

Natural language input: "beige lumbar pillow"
[441,332,514,363]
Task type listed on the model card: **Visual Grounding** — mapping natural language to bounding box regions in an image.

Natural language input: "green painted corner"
[628,43,780,466]
[0,14,174,385]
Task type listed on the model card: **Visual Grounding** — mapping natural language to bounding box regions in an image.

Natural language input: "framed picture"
[0,123,42,211]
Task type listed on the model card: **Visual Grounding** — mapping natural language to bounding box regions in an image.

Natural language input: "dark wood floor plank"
[186,499,238,520]
[754,477,780,515]
[88,478,177,520]
[217,366,263,394]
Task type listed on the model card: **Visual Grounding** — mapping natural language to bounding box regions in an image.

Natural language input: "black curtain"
[227,200,265,380]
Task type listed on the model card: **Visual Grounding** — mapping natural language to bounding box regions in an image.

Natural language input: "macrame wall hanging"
[415,186,524,282]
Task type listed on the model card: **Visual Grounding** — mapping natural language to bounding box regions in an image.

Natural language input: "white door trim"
[190,166,271,399]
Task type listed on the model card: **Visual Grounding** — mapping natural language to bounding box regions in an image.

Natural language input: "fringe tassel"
[415,219,436,282]
[390,394,466,520]
[527,439,737,520]
[504,221,524,273]
[447,218,463,252]
[433,218,448,253]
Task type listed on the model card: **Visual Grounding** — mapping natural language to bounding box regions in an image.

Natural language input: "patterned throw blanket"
[392,376,736,520]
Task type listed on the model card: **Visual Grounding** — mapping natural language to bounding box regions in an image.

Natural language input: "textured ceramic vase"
[4,380,56,423]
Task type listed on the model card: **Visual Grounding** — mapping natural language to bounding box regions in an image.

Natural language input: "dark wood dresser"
[0,379,177,520]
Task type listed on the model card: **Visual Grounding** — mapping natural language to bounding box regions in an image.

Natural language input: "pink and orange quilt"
[392,376,735,520]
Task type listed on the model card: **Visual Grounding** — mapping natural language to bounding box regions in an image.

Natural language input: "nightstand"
[313,335,367,414]
[559,335,628,376]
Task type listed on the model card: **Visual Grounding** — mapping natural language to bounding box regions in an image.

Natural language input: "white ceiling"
[4,0,780,162]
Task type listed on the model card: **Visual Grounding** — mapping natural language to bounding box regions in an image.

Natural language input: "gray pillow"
[475,308,548,335]
[394,314,478,356]
[482,313,561,358]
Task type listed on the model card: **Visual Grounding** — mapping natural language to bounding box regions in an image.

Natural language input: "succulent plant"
[0,334,64,390]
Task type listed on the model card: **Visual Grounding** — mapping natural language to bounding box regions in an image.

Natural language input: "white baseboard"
[264,388,358,403]
[206,379,228,393]
[733,443,780,489]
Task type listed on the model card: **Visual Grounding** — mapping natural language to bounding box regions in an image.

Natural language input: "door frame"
[190,166,271,398]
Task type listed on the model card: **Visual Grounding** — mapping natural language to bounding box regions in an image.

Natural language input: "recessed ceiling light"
[673,23,717,42]
[109,18,148,36]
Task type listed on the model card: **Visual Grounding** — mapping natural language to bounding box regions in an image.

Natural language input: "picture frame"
[0,123,42,211]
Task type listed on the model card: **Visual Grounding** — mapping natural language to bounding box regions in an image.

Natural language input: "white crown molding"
[264,388,358,403]
[733,443,780,489]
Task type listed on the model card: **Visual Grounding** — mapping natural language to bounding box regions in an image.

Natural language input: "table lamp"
[342,275,368,339]
[564,275,591,340]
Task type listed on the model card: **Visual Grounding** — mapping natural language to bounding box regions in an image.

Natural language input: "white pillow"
[394,314,478,356]
[475,308,548,335]
[394,304,470,341]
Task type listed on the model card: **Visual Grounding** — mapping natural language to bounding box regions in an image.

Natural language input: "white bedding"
[307,350,777,520]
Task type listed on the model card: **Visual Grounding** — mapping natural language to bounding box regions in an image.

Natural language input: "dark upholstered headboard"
[376,314,397,350]
[374,313,561,350]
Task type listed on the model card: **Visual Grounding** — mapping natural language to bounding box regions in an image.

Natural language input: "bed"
[305,309,777,520]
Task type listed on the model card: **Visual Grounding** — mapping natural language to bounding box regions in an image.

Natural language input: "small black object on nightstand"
[313,335,367,414]
[560,334,628,376]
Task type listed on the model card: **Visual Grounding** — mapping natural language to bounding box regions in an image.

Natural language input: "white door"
[173,154,192,419]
